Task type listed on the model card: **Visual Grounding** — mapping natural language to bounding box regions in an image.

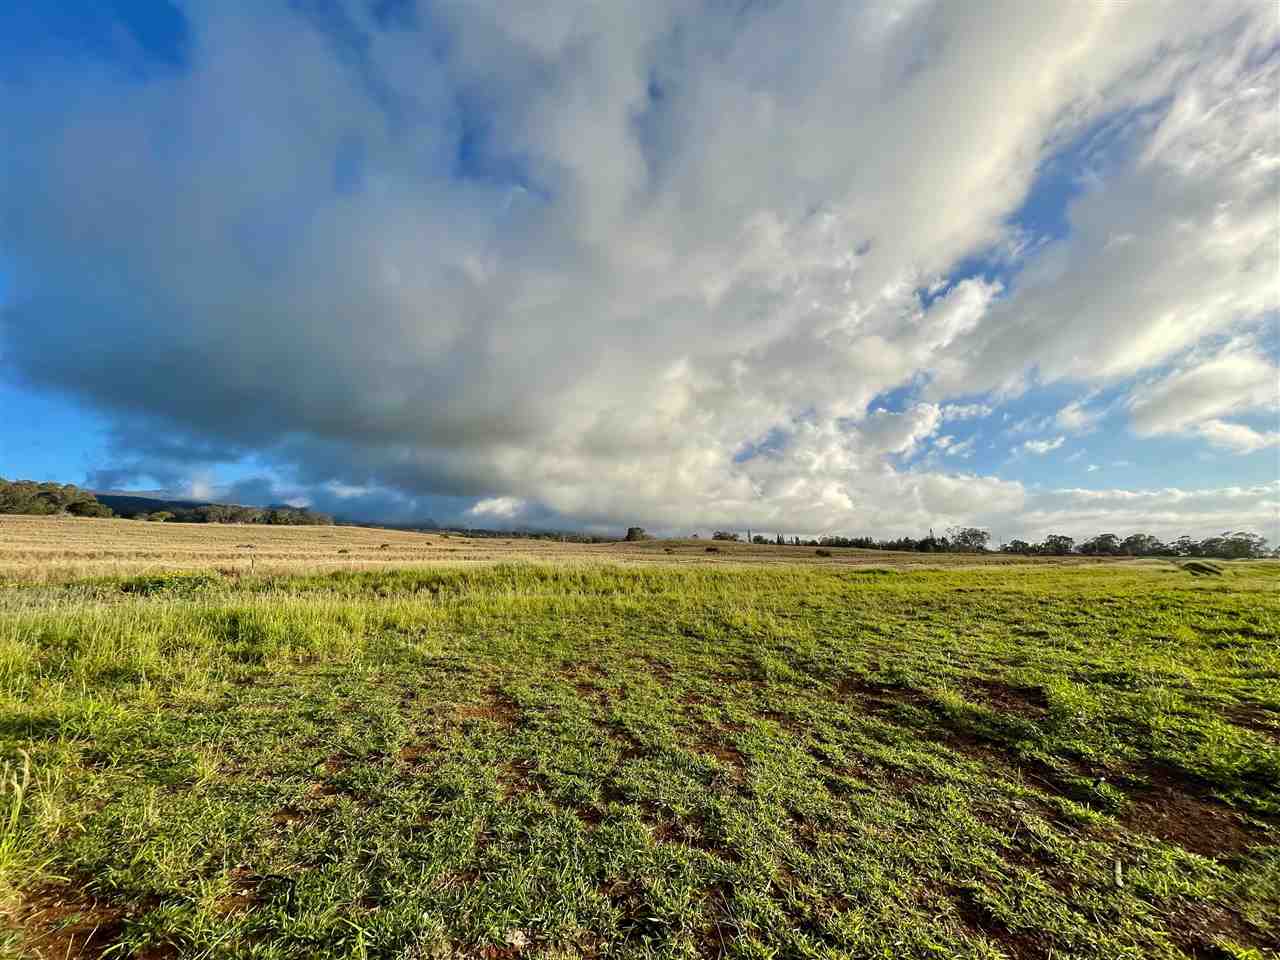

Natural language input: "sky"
[0,0,1277,543]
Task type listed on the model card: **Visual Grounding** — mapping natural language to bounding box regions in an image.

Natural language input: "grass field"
[0,523,1277,958]
[0,516,1116,582]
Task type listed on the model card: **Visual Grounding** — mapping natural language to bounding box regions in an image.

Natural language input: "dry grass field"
[0,515,1116,582]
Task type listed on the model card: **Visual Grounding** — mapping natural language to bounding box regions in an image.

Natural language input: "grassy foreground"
[0,561,1277,959]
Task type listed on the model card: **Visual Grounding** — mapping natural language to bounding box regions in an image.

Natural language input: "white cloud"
[941,403,994,422]
[935,435,976,459]
[1126,346,1278,451]
[1196,420,1280,454]
[1006,415,1053,436]
[1023,436,1066,455]
[931,11,1279,395]
[1086,464,1100,473]
[1012,482,1279,544]
[468,497,526,520]
[1055,399,1104,434]
[0,2,1273,536]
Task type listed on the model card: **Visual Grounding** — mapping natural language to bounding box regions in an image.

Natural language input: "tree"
[1001,539,1033,555]
[916,532,944,553]
[1079,533,1120,555]
[712,531,740,541]
[1213,531,1268,559]
[624,526,650,541]
[947,527,991,552]
[1120,533,1166,556]
[1039,534,1074,556]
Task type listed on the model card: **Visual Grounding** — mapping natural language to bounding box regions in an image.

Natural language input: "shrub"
[66,500,113,518]
[119,572,222,597]
[815,549,832,557]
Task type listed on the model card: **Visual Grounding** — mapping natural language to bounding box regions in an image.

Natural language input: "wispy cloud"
[1023,436,1066,455]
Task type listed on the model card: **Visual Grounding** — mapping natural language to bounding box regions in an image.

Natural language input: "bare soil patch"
[8,888,171,960]
[1118,765,1273,859]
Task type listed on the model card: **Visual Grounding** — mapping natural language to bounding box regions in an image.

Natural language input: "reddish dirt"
[1223,704,1280,745]
[1118,765,1273,859]
[967,678,1049,717]
[497,758,539,798]
[639,655,673,679]
[397,742,438,764]
[1161,899,1272,959]
[836,677,933,714]
[271,806,306,826]
[457,689,519,725]
[7,888,174,960]
[699,739,746,779]
[213,868,259,916]
[948,886,1047,960]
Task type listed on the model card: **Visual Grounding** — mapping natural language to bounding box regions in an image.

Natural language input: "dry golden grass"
[0,514,1118,581]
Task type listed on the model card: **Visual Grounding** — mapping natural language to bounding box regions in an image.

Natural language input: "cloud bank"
[1,1,1276,540]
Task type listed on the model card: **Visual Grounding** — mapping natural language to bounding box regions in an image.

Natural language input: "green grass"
[0,561,1277,959]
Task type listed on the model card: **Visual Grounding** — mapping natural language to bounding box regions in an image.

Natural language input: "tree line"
[0,478,332,525]
[0,479,113,517]
[711,526,993,552]
[127,503,334,525]
[999,530,1270,560]
[704,525,1273,559]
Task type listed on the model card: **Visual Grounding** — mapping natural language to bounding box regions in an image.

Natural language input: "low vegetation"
[0,556,1276,958]
[0,480,112,519]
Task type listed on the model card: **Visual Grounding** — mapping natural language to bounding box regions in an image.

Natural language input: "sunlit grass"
[0,560,1276,958]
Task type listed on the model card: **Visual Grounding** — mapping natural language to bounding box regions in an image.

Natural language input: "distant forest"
[0,479,113,517]
[0,479,332,526]
[710,526,1273,560]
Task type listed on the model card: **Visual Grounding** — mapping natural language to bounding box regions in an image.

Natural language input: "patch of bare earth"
[1162,899,1273,960]
[456,689,519,726]
[966,678,1048,717]
[697,732,747,788]
[1117,764,1273,859]
[305,752,350,798]
[7,888,173,960]
[947,886,1047,960]
[497,758,539,798]
[1224,703,1280,745]
[397,743,432,763]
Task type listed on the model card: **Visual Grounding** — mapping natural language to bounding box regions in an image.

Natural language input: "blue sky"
[1,2,1276,540]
